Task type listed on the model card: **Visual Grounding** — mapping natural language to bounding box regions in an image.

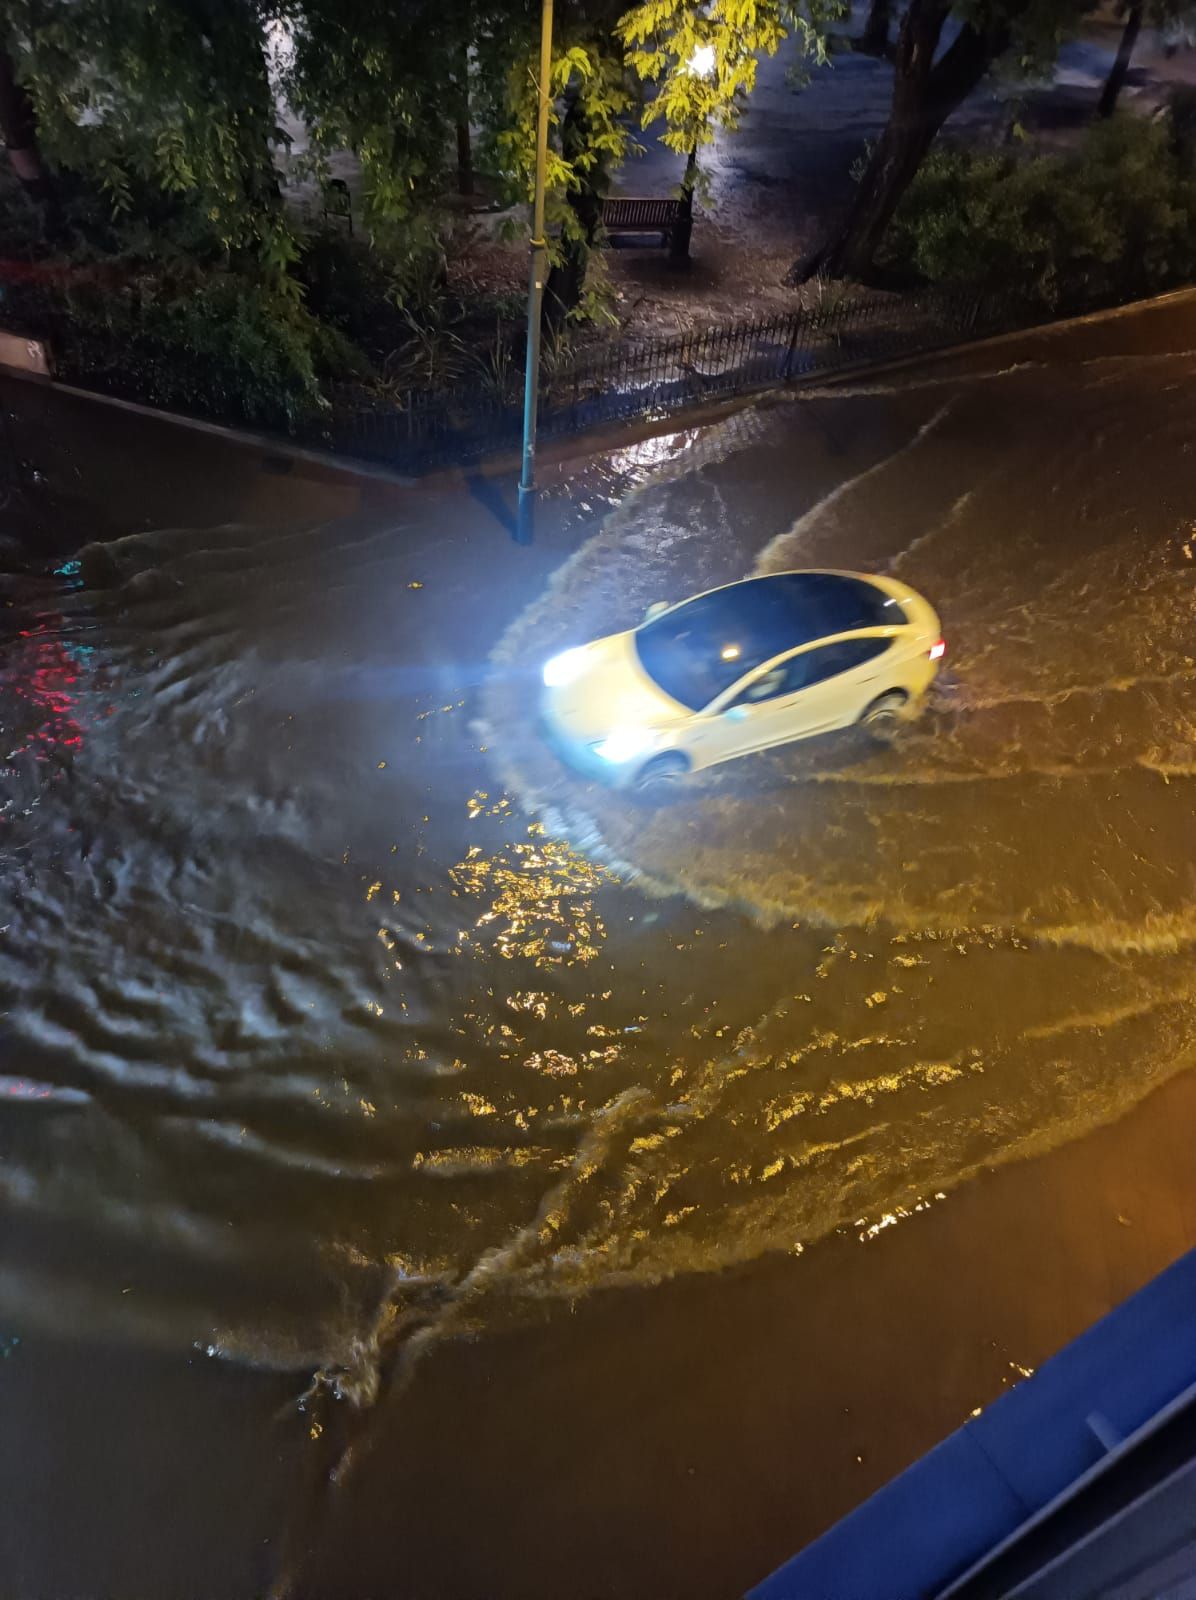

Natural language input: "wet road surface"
[1,296,1194,1597]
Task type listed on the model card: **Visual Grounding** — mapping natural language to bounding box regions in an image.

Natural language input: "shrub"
[881,114,1196,311]
[295,227,406,350]
[58,274,338,429]
[1166,85,1196,169]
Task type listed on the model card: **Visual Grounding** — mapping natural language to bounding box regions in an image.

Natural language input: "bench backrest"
[602,197,684,228]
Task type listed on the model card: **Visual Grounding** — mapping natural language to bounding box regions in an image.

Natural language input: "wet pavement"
[1,296,1194,1598]
[609,7,1196,322]
[676,8,1196,236]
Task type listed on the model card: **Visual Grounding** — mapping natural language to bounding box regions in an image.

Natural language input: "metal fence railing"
[0,274,1025,472]
[314,286,1018,471]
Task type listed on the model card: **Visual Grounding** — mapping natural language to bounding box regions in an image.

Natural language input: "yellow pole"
[516,0,554,545]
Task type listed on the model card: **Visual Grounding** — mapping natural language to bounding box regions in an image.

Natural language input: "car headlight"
[594,725,655,764]
[542,647,589,688]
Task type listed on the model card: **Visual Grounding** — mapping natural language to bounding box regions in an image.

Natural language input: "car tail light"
[928,639,946,661]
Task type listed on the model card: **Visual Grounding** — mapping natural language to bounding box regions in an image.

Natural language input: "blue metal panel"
[749,1250,1196,1600]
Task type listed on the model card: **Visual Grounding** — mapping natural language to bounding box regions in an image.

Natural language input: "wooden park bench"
[601,196,686,250]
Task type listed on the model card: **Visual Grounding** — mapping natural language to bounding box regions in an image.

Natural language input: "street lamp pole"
[516,0,554,546]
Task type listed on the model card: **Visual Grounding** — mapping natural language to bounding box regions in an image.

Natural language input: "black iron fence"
[1,276,1025,472]
[313,285,1018,471]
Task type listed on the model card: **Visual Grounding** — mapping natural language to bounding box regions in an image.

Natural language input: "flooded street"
[2,298,1195,1598]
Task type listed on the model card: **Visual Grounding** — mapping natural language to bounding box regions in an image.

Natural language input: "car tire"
[859,691,910,741]
[633,752,690,793]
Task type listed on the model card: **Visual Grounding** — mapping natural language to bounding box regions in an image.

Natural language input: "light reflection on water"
[0,358,1194,1389]
[451,821,614,969]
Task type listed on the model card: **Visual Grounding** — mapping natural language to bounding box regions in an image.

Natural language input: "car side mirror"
[643,601,669,623]
[723,705,748,722]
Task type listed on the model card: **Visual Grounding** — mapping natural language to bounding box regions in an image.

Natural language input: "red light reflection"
[6,619,86,760]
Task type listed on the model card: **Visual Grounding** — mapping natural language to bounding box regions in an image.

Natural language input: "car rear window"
[792,574,896,631]
[634,574,896,709]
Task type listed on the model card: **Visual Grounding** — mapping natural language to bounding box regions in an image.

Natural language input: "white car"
[541,569,944,790]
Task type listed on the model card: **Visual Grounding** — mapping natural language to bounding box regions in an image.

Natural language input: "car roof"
[645,570,903,641]
[650,568,892,607]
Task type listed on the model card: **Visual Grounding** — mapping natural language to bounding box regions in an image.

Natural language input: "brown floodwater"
[1,298,1194,1598]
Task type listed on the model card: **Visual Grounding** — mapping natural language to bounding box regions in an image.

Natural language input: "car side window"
[790,637,891,690]
[735,664,789,704]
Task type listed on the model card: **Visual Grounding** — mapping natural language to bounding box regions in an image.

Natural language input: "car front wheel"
[633,752,690,793]
[859,691,910,741]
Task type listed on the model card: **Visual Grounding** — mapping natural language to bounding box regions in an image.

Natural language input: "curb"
[3,285,1194,491]
[33,375,422,490]
[0,363,756,493]
[803,283,1196,391]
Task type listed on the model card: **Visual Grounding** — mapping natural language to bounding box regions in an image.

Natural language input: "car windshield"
[634,574,894,710]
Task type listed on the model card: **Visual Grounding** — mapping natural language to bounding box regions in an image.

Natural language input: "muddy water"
[1,342,1194,1424]
[484,356,1196,1290]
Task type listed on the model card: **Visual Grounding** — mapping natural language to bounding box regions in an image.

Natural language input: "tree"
[542,43,633,327]
[619,0,798,157]
[0,37,53,206]
[1099,0,1145,117]
[855,0,893,54]
[455,39,475,198]
[282,0,467,234]
[1096,0,1196,118]
[497,3,633,332]
[7,0,295,278]
[621,0,840,263]
[803,0,1082,280]
[500,0,828,325]
[882,115,1196,306]
[282,0,544,306]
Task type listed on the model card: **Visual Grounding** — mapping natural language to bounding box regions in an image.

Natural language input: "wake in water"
[1,344,1194,1477]
[468,349,1196,1337]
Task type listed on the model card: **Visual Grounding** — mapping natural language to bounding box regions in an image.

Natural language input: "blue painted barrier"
[749,1248,1196,1600]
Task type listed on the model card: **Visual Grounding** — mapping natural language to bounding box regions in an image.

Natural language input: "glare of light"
[543,647,588,688]
[265,17,295,77]
[594,725,654,763]
[929,639,946,661]
[720,643,740,661]
[688,42,716,77]
[608,430,687,474]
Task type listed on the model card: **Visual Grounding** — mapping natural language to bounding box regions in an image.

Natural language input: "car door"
[699,656,809,762]
[703,637,893,762]
[780,637,895,739]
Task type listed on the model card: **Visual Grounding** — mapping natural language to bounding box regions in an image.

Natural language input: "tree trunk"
[544,199,602,333]
[856,0,893,58]
[544,90,609,332]
[0,43,53,205]
[1098,0,1143,118]
[669,143,698,266]
[816,118,937,280]
[455,41,474,196]
[456,121,474,196]
[804,0,1008,280]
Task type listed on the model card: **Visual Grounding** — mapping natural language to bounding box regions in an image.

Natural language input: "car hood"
[546,631,687,742]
